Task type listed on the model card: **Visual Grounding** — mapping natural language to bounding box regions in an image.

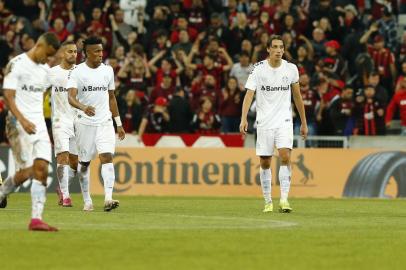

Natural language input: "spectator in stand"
[395,60,406,92]
[186,46,233,89]
[38,1,75,42]
[150,74,176,103]
[168,87,193,133]
[324,40,347,79]
[296,35,315,75]
[110,9,133,49]
[138,97,170,139]
[376,4,398,53]
[172,30,193,55]
[229,12,252,56]
[385,78,406,135]
[367,71,388,105]
[311,28,327,59]
[219,77,242,133]
[230,50,251,90]
[119,0,146,28]
[148,50,183,87]
[353,85,386,135]
[117,56,151,93]
[170,15,198,44]
[120,90,143,134]
[192,97,221,134]
[206,12,231,48]
[186,0,207,32]
[252,31,269,63]
[360,26,396,94]
[294,72,319,136]
[329,86,355,136]
[190,74,220,110]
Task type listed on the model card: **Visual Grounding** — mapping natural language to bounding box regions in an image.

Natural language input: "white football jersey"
[49,65,76,125]
[245,59,299,130]
[66,62,115,126]
[3,53,50,123]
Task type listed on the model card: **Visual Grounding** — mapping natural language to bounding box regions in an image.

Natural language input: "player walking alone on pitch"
[240,35,308,213]
[0,33,60,231]
[48,41,92,210]
[67,36,125,212]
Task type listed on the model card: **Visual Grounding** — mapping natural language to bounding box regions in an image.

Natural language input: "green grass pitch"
[1,194,406,270]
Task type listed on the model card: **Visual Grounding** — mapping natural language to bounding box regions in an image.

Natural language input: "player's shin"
[0,176,17,200]
[260,168,272,204]
[279,166,291,201]
[68,167,77,186]
[101,163,115,201]
[31,180,46,220]
[57,164,70,199]
[77,163,92,204]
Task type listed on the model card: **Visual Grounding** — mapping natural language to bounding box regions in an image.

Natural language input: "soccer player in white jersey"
[67,36,125,212]
[49,41,93,210]
[0,32,60,231]
[240,35,308,213]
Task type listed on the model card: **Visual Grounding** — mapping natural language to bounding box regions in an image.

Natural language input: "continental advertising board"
[0,146,404,198]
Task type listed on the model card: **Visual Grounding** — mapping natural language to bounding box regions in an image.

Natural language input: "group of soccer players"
[0,32,124,231]
[0,32,307,231]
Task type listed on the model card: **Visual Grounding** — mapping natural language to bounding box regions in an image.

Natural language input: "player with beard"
[48,41,93,210]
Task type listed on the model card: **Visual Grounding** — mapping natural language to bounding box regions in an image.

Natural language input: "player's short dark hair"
[61,40,76,47]
[83,36,102,56]
[40,32,61,50]
[267,35,285,48]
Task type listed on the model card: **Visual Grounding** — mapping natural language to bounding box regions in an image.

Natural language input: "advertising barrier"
[1,146,404,198]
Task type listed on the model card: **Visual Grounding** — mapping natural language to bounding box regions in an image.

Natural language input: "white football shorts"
[256,126,293,156]
[74,121,115,162]
[6,115,52,171]
[52,121,78,156]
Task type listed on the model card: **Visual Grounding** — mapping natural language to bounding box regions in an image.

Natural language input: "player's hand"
[239,119,248,135]
[300,123,308,140]
[21,118,37,134]
[84,106,95,116]
[386,121,391,128]
[117,126,126,140]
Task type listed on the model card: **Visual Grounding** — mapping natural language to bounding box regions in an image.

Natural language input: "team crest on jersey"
[282,76,289,84]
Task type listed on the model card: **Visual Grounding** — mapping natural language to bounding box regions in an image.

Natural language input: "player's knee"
[33,160,49,180]
[100,153,113,164]
[279,153,290,165]
[56,152,69,165]
[259,157,271,169]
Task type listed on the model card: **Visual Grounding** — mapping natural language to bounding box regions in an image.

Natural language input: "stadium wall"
[1,147,404,198]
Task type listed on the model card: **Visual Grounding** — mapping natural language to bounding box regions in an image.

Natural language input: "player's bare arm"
[239,89,255,135]
[108,90,125,140]
[291,82,308,139]
[68,87,95,116]
[3,89,37,134]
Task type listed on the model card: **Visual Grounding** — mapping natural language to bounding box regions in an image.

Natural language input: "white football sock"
[101,163,115,201]
[57,164,70,199]
[260,168,272,204]
[31,180,46,220]
[279,166,291,201]
[68,167,77,187]
[0,176,16,200]
[77,163,92,204]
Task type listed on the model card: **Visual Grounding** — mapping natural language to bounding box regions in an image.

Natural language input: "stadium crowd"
[0,0,406,144]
